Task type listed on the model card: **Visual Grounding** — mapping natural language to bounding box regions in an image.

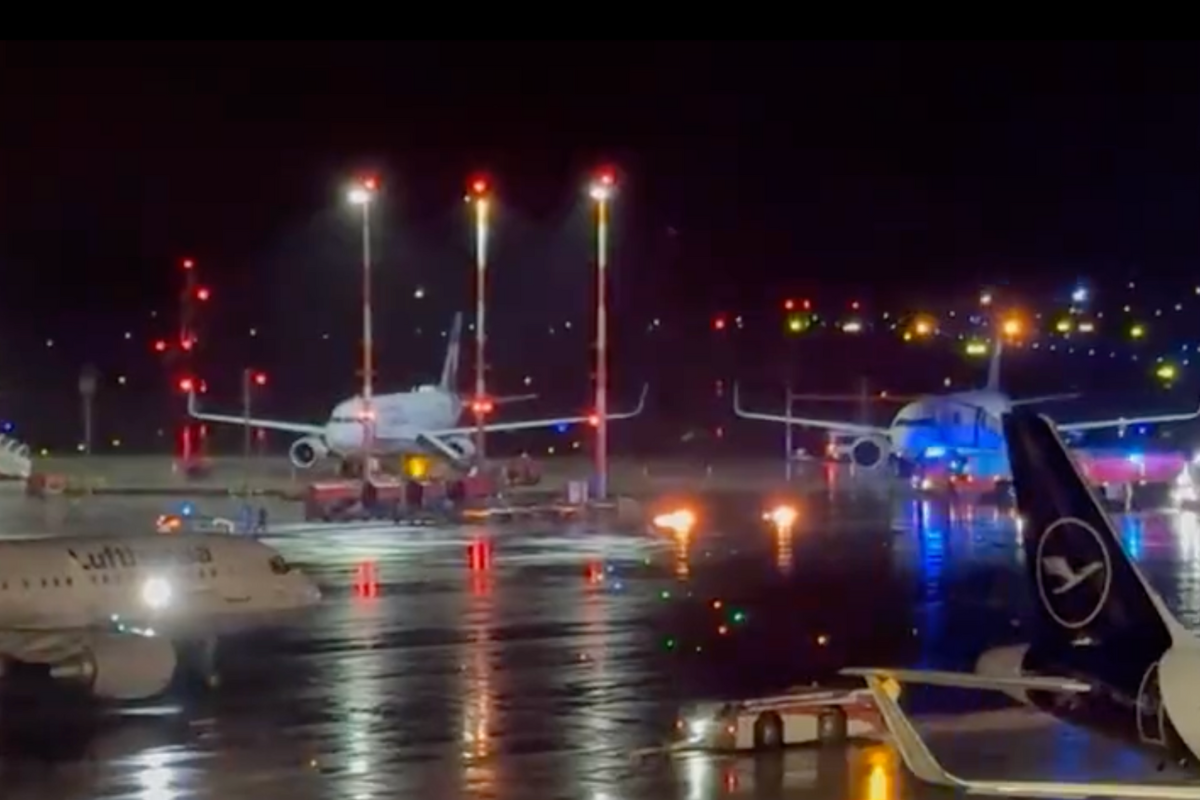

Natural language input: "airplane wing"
[492,393,537,405]
[1057,398,1200,433]
[781,393,920,404]
[425,384,649,437]
[187,391,325,437]
[1009,393,1082,406]
[841,667,1091,694]
[852,672,1200,799]
[732,385,890,436]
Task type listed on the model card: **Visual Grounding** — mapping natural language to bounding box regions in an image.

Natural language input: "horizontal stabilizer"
[842,667,1091,694]
[859,674,1200,799]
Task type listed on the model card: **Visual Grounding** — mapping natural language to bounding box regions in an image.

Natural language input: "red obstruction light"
[354,560,379,598]
[784,299,795,311]
[471,399,493,415]
[153,339,168,353]
[195,286,211,301]
[587,413,600,427]
[178,377,195,393]
[467,539,492,571]
[713,316,727,331]
[253,372,268,387]
[470,176,489,195]
[362,176,378,191]
[596,169,615,186]
[182,258,194,270]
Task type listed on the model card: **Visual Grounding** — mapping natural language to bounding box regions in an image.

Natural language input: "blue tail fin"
[1002,409,1178,649]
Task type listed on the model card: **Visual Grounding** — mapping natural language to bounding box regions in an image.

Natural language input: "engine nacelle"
[442,435,476,461]
[850,435,890,469]
[975,643,1032,704]
[50,634,178,701]
[289,436,328,469]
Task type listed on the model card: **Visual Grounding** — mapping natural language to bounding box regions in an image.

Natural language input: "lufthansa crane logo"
[1035,516,1112,630]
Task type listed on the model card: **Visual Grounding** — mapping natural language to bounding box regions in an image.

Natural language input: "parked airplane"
[0,533,320,701]
[188,313,648,468]
[734,340,1200,476]
[845,408,1200,797]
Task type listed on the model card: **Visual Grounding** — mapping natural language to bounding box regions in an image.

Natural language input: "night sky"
[2,41,1199,450]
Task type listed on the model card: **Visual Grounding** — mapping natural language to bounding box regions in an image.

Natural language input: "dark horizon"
[3,41,1200,450]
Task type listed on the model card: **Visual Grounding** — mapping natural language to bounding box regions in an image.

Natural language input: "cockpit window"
[269,555,291,575]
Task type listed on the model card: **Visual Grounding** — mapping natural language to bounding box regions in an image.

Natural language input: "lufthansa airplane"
[189,313,648,469]
[0,534,320,701]
[735,340,1200,475]
[845,408,1200,797]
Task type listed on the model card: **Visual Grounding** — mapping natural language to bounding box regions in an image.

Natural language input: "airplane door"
[1137,660,1166,746]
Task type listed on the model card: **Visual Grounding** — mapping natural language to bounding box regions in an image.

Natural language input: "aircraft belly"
[375,438,421,454]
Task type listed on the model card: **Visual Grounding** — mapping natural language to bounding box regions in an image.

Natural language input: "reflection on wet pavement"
[1,490,1200,798]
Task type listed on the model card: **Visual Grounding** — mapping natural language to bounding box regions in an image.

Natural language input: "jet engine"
[442,435,476,461]
[974,643,1032,704]
[849,435,890,469]
[49,634,178,701]
[289,436,328,469]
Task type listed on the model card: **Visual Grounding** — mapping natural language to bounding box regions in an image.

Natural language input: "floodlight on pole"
[346,176,378,477]
[589,168,616,500]
[469,175,491,465]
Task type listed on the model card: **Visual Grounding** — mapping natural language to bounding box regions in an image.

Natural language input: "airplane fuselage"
[322,387,462,457]
[0,534,321,633]
[888,390,1009,463]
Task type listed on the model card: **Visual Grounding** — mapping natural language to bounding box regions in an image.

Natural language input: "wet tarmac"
[1,486,1199,798]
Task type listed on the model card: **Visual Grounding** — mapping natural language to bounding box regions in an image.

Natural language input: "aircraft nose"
[327,423,365,453]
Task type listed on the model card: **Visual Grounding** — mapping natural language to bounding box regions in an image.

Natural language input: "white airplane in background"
[845,408,1200,798]
[189,313,648,469]
[734,339,1200,476]
[0,534,320,701]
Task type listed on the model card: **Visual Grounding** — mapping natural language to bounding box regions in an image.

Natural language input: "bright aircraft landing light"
[764,504,798,529]
[652,509,696,535]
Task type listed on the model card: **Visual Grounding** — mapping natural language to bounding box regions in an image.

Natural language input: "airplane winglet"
[859,671,1200,799]
[596,384,649,422]
[860,675,964,790]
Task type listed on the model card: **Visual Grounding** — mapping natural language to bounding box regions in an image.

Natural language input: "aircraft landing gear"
[891,455,916,480]
[176,637,221,689]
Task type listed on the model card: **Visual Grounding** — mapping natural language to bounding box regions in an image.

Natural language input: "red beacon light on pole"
[587,413,600,427]
[195,286,211,302]
[153,339,168,353]
[178,377,195,393]
[253,372,268,387]
[182,258,194,270]
[470,176,489,196]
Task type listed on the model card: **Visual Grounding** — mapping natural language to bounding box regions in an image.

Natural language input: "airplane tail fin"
[1002,409,1183,648]
[985,337,1003,392]
[440,313,463,393]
